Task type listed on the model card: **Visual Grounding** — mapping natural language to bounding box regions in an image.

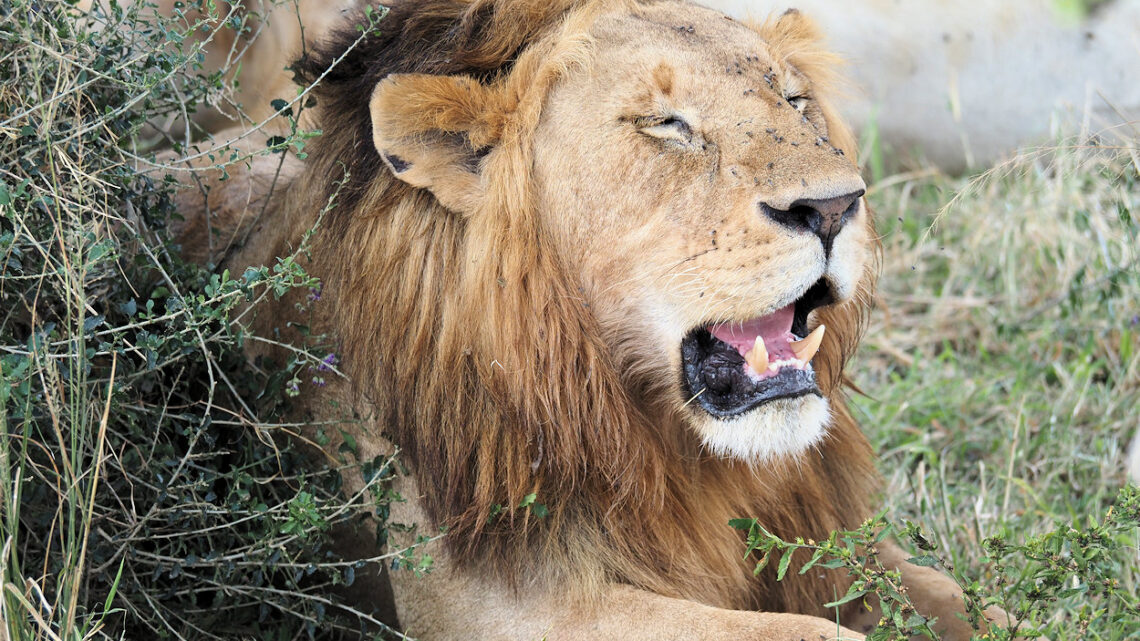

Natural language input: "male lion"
[174,0,1015,638]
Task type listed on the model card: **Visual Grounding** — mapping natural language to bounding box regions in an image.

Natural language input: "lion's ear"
[753,9,858,159]
[370,74,506,215]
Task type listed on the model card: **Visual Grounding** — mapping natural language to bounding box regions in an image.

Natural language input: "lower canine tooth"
[790,324,826,363]
[744,336,769,372]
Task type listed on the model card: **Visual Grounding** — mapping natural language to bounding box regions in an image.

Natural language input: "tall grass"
[0,2,407,639]
[848,135,1140,638]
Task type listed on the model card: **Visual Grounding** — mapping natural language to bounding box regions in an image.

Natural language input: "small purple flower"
[307,285,322,302]
[311,376,326,387]
[316,352,338,372]
[1132,315,1139,327]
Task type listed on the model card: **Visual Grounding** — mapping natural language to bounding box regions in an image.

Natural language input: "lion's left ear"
[754,9,858,159]
[370,73,508,215]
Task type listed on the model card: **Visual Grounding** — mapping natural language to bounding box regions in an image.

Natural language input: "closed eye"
[787,95,808,112]
[637,115,693,143]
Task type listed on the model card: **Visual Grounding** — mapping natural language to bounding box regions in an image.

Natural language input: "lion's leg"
[380,469,864,641]
[88,0,352,134]
[843,540,1014,640]
[554,588,865,641]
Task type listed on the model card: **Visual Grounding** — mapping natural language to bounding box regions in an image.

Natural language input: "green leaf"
[776,548,794,581]
[103,557,126,613]
[1058,583,1089,598]
[339,429,358,455]
[754,551,771,575]
[270,98,291,115]
[906,555,939,567]
[486,503,503,524]
[83,315,105,332]
[824,586,868,608]
[799,547,827,575]
[904,612,929,628]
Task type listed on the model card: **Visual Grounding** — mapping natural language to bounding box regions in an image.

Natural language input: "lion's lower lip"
[680,328,819,418]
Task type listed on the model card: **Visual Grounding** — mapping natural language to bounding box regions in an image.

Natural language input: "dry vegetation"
[1,2,407,639]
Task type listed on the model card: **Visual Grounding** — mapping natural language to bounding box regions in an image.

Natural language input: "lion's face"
[529,3,871,460]
[369,1,871,463]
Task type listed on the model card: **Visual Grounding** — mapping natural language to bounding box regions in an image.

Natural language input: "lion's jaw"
[531,1,872,462]
[696,395,831,461]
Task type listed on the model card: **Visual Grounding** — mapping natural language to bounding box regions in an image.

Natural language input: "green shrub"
[734,485,1140,640]
[0,2,402,639]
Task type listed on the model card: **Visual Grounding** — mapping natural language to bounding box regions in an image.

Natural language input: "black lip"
[679,278,833,418]
[792,278,834,337]
[680,329,818,418]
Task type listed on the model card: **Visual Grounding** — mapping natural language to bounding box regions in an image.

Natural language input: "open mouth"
[680,279,834,418]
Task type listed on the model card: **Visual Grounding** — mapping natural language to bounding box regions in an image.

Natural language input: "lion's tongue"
[708,305,798,377]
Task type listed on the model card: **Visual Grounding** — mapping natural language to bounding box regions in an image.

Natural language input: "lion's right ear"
[370,74,507,215]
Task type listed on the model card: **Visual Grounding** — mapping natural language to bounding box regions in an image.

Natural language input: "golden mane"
[289,0,880,614]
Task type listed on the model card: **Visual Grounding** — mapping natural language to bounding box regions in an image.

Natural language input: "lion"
[78,0,357,134]
[171,0,1018,638]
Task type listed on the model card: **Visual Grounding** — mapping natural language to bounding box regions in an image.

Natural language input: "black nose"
[759,189,865,255]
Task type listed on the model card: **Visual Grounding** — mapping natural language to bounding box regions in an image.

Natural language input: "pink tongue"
[708,304,797,362]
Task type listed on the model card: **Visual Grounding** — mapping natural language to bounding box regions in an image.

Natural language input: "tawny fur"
[173,1,1016,637]
[259,0,875,613]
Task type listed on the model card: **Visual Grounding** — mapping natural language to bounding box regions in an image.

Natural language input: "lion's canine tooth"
[790,324,825,363]
[744,336,769,373]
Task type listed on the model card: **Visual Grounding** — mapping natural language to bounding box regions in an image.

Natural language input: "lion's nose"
[759,188,865,256]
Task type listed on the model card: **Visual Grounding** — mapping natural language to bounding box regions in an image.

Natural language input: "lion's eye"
[787,95,808,112]
[638,115,693,144]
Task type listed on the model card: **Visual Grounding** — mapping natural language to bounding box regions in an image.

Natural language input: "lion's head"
[529,4,872,461]
[294,0,877,607]
[360,0,872,461]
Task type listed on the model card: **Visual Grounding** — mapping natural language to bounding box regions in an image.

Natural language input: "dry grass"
[851,133,1140,635]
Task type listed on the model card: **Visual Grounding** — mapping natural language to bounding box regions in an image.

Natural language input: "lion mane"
[252,0,883,617]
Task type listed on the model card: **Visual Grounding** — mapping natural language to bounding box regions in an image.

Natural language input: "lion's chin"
[694,395,830,462]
